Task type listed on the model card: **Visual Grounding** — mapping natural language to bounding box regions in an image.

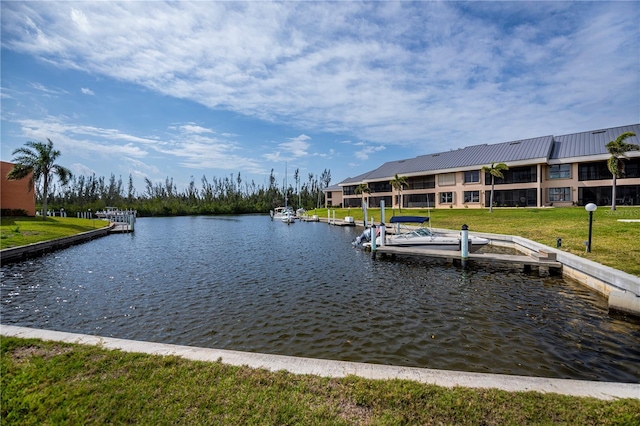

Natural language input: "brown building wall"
[1,161,36,216]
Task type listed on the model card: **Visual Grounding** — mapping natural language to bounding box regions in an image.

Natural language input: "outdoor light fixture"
[585,203,597,253]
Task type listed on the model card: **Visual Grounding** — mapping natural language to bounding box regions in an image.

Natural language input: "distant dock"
[109,222,134,233]
[96,208,136,234]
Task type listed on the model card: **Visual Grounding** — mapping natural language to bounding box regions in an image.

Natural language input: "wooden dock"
[108,222,134,233]
[372,245,562,275]
[330,220,356,226]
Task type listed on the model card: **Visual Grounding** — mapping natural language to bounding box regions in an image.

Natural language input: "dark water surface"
[2,215,639,382]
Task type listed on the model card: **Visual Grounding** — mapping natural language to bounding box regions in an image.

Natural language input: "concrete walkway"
[2,325,638,400]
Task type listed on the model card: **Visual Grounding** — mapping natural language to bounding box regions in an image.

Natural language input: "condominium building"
[325,124,640,209]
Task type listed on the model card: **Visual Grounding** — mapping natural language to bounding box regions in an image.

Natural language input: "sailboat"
[270,163,296,223]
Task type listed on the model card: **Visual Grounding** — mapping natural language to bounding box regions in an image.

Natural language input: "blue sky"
[2,1,639,193]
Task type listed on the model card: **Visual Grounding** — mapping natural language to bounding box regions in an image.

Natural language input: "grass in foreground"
[2,337,638,425]
[311,206,640,276]
[0,216,109,250]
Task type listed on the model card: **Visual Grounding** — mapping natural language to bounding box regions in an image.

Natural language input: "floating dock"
[372,245,562,275]
[108,222,134,233]
[330,219,356,226]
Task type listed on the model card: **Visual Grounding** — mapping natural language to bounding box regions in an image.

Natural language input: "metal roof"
[339,171,377,185]
[362,135,553,181]
[338,123,640,185]
[323,184,342,192]
[550,124,640,159]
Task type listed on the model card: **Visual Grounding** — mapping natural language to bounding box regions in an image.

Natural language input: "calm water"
[2,215,639,383]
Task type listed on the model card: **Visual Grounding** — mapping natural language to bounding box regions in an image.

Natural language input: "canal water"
[1,215,639,383]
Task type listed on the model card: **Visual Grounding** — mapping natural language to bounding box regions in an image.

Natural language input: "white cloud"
[1,1,638,184]
[70,162,94,176]
[354,144,386,161]
[70,8,90,33]
[81,87,94,95]
[279,134,311,158]
[179,124,214,134]
[30,83,67,96]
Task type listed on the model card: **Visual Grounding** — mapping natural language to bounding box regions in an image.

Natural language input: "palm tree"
[354,183,370,210]
[481,162,509,213]
[7,139,73,219]
[606,132,638,211]
[389,173,408,212]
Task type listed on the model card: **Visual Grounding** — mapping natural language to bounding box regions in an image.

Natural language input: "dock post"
[379,200,386,247]
[363,202,368,227]
[461,224,469,267]
[370,223,377,259]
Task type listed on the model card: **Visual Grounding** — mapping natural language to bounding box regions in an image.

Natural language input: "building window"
[327,192,332,199]
[549,187,571,202]
[438,173,456,186]
[549,164,571,179]
[369,181,392,193]
[579,159,640,180]
[408,175,435,189]
[440,192,454,204]
[486,166,536,184]
[343,185,356,196]
[464,191,480,203]
[578,162,611,181]
[464,170,480,183]
[406,193,435,208]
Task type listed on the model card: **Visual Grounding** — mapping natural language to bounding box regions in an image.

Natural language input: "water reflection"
[1,215,639,382]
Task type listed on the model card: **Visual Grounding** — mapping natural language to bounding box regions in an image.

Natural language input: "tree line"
[6,138,332,218]
[40,168,332,217]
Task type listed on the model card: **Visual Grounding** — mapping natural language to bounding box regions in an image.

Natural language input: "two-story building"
[326,124,640,209]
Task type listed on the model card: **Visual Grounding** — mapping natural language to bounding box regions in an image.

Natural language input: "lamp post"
[585,203,597,253]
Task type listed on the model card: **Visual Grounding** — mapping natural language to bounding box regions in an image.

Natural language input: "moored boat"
[271,206,296,222]
[355,216,490,252]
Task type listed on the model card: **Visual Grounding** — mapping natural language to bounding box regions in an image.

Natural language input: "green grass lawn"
[2,337,638,425]
[0,216,109,250]
[311,206,640,276]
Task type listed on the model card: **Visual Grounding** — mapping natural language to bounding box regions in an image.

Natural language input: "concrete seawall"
[467,231,640,317]
[2,325,638,400]
[0,224,112,265]
[348,218,640,317]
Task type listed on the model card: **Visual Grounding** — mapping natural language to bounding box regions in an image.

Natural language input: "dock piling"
[370,223,377,259]
[461,224,469,267]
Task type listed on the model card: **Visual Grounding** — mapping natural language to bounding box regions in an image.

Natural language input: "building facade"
[326,124,640,209]
[1,161,36,216]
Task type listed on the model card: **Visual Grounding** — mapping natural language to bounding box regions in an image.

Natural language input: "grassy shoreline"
[0,216,109,250]
[2,337,638,425]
